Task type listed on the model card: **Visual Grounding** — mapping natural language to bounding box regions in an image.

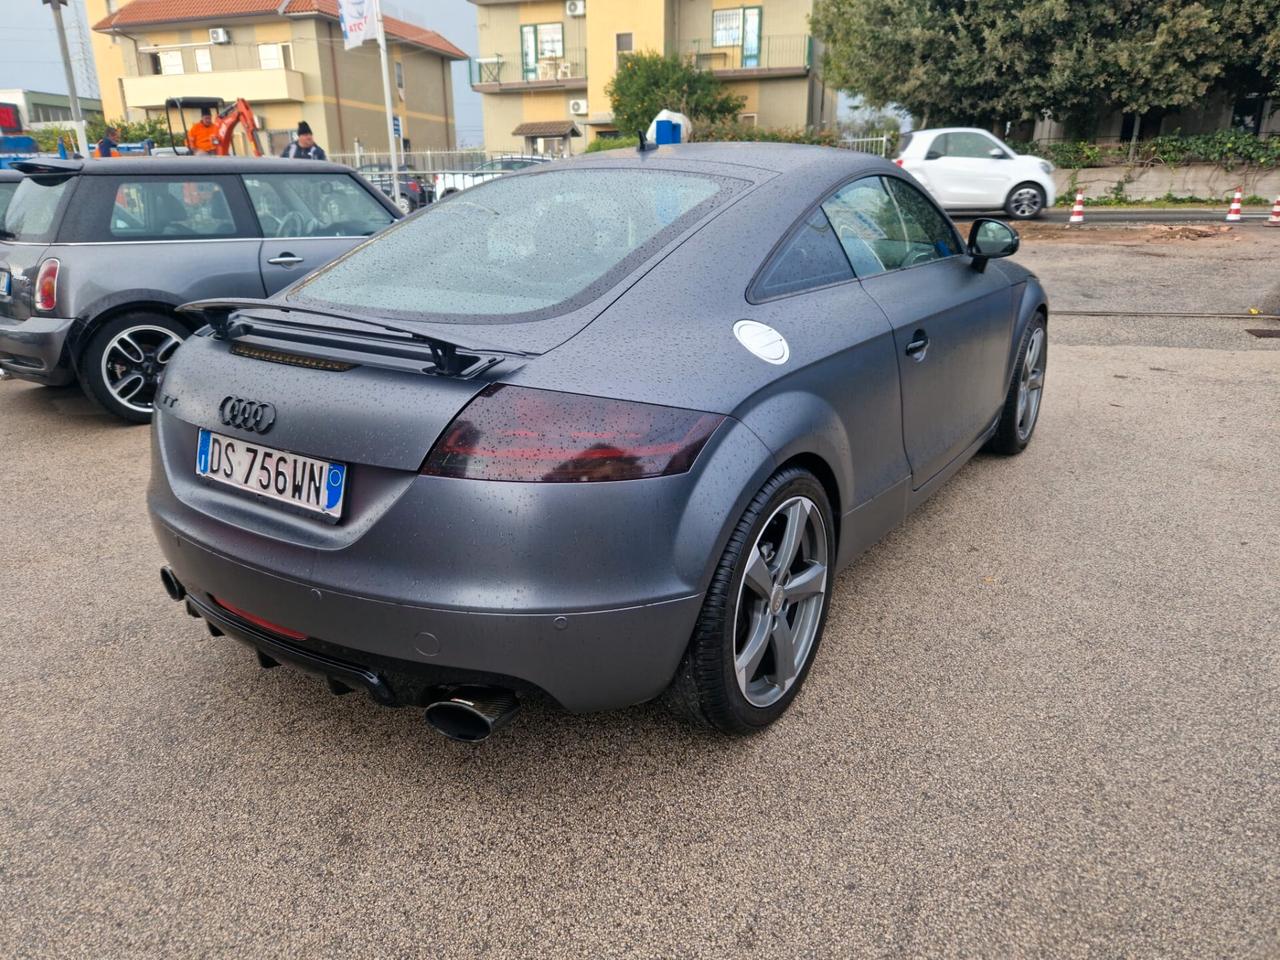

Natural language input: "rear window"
[0,175,73,243]
[292,168,735,321]
[0,181,18,225]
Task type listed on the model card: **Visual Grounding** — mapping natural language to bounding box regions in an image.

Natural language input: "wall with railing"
[469,48,587,87]
[678,34,811,72]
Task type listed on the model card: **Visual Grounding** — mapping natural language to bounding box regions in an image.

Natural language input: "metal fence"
[838,135,893,157]
[329,149,534,173]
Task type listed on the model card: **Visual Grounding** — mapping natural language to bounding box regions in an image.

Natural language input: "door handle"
[267,254,304,266]
[905,330,929,360]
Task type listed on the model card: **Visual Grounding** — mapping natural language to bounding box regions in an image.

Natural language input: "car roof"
[909,127,1002,137]
[0,168,23,181]
[562,141,894,185]
[12,156,359,177]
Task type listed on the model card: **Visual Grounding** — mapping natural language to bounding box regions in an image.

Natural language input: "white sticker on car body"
[733,320,789,365]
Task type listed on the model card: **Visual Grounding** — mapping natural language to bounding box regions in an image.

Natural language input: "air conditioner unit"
[565,0,586,17]
[208,27,231,44]
[569,99,588,116]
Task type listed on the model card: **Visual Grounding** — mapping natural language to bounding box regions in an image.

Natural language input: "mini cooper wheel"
[81,313,187,424]
[670,467,836,734]
[1004,183,1046,220]
[987,312,1047,454]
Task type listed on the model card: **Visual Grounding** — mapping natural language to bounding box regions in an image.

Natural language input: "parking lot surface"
[2,226,1277,958]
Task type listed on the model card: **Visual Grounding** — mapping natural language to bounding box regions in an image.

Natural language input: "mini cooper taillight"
[421,385,724,483]
[35,258,59,312]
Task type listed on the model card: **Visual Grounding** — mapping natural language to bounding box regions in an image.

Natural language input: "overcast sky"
[0,0,485,145]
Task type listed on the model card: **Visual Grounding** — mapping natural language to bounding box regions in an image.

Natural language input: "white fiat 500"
[895,128,1056,219]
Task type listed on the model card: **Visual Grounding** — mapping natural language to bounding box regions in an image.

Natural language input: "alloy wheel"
[1009,187,1043,218]
[1016,326,1046,440]
[100,325,183,414]
[733,495,829,708]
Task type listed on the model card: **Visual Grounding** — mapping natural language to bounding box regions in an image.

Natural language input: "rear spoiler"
[178,298,531,379]
[13,159,84,175]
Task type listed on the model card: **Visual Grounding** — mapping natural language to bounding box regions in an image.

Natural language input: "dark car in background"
[150,143,1047,741]
[0,156,400,421]
[357,163,431,212]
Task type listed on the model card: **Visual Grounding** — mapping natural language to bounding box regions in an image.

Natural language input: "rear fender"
[733,389,854,534]
[69,290,189,366]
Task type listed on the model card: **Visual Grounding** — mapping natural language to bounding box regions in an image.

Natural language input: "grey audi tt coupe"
[149,142,1048,741]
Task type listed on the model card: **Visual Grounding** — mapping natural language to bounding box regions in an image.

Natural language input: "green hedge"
[586,123,840,153]
[1006,132,1280,170]
[691,121,840,146]
[586,135,640,153]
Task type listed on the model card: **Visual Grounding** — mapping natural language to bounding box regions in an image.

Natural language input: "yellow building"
[87,0,465,155]
[467,0,837,154]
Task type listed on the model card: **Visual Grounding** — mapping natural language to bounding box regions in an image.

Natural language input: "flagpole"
[373,0,401,206]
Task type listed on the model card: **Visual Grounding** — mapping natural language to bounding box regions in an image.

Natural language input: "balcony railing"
[469,48,587,88]
[679,34,812,73]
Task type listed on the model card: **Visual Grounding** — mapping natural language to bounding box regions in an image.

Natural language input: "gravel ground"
[1,230,1278,959]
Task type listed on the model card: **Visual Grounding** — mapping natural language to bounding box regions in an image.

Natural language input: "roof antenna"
[636,128,649,153]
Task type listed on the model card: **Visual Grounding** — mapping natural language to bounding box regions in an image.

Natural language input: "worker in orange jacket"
[186,107,221,155]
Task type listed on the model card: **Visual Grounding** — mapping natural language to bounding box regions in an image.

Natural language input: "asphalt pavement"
[1,229,1277,958]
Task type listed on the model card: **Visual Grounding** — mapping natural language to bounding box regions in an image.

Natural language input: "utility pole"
[373,0,402,206]
[44,0,89,157]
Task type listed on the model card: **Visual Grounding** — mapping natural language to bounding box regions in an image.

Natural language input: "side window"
[883,177,962,261]
[820,177,901,278]
[107,179,237,240]
[751,208,853,300]
[243,174,394,238]
[941,132,1000,158]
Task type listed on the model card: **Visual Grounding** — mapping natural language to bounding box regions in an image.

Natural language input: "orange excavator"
[163,97,264,156]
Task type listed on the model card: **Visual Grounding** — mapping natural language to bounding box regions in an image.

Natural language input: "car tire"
[986,312,1047,455]
[80,312,188,424]
[667,467,836,734]
[1004,182,1046,220]
[395,195,413,214]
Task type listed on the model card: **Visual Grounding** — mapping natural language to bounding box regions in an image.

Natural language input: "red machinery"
[164,97,264,157]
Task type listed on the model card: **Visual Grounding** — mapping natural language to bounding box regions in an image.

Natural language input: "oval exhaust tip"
[160,567,186,602]
[424,686,519,742]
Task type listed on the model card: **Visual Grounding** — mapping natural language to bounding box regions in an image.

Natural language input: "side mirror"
[967,218,1019,272]
[989,148,1009,159]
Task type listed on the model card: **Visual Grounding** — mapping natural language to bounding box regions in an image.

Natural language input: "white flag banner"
[338,0,373,50]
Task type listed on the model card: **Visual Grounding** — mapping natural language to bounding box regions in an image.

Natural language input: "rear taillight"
[421,384,724,483]
[893,158,904,167]
[35,258,59,312]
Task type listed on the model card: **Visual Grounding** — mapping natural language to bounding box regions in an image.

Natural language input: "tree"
[606,52,746,137]
[810,0,1280,137]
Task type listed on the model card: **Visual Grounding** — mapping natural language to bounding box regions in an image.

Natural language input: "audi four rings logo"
[219,397,277,434]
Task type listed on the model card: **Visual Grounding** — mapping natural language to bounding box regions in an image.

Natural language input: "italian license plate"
[0,270,10,297]
[196,429,347,519]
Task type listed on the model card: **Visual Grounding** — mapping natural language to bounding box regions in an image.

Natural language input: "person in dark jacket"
[281,121,326,160]
[95,127,120,158]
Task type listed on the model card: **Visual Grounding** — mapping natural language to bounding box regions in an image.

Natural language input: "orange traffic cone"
[1266,195,1280,227]
[1226,187,1243,222]
[1068,189,1085,225]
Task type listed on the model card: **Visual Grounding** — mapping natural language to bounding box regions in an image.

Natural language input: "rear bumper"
[154,519,705,712]
[0,314,76,385]
[146,393,777,712]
